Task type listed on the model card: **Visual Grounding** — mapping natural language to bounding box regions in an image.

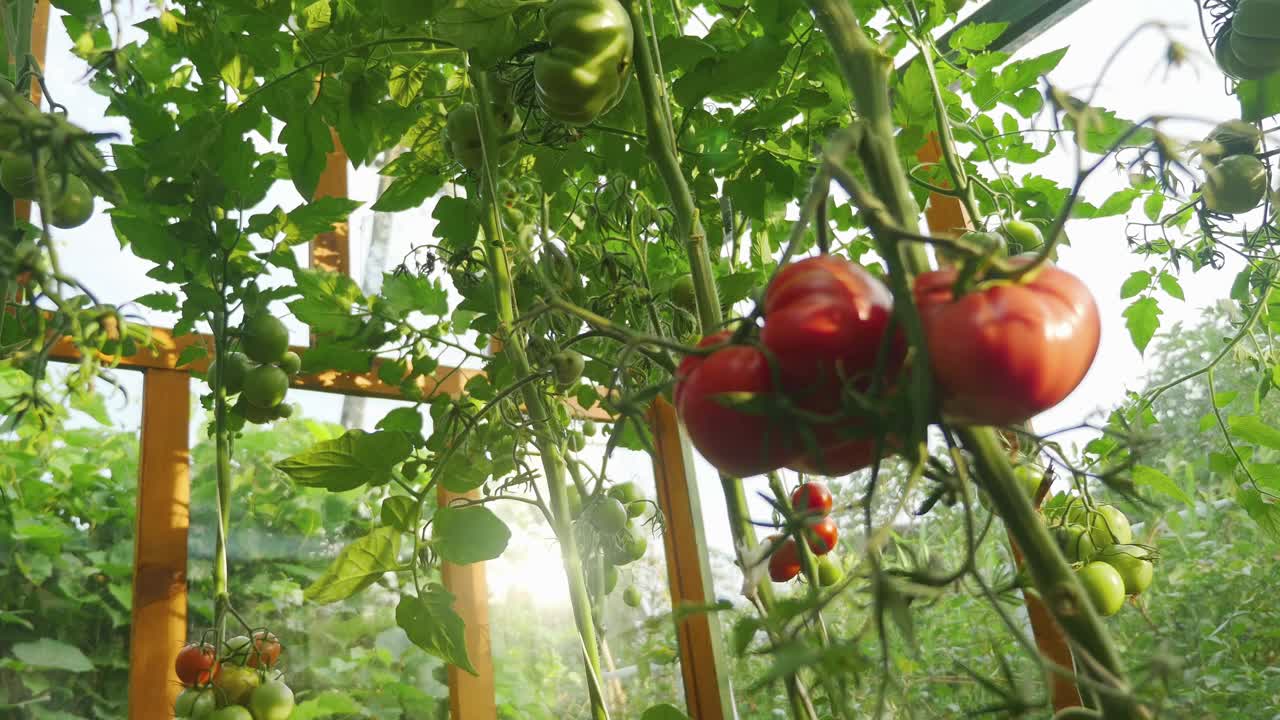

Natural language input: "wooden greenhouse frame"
[29,0,1096,717]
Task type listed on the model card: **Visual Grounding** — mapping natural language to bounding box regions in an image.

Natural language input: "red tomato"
[248,631,282,668]
[675,332,799,477]
[767,536,802,582]
[175,643,218,686]
[787,437,880,477]
[761,257,901,472]
[804,516,839,555]
[914,259,1100,426]
[790,481,833,516]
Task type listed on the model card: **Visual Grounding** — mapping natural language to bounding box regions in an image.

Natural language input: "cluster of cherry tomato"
[173,631,294,719]
[673,253,1100,479]
[0,78,97,230]
[205,314,301,425]
[570,480,651,603]
[766,482,843,586]
[1047,497,1156,617]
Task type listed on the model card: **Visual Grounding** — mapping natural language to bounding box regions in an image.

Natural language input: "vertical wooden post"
[127,369,192,720]
[437,486,498,720]
[917,135,1083,710]
[647,397,734,720]
[309,130,350,275]
[14,0,50,225]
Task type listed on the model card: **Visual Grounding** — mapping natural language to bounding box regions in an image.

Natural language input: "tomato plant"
[915,260,1101,426]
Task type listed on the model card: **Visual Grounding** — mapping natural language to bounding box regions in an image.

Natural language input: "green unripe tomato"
[608,525,648,565]
[1053,523,1098,563]
[567,431,586,452]
[1203,154,1267,214]
[622,585,641,608]
[445,103,516,174]
[1076,561,1126,617]
[1001,219,1044,253]
[175,688,217,719]
[550,350,585,387]
[234,398,278,425]
[1067,504,1132,549]
[240,314,290,364]
[603,563,618,594]
[208,708,253,720]
[242,365,289,409]
[274,403,295,420]
[1202,120,1261,163]
[607,481,641,505]
[208,352,252,395]
[48,175,95,229]
[211,664,259,706]
[582,419,597,437]
[671,275,697,312]
[247,680,296,720]
[817,555,844,587]
[0,152,42,199]
[1096,544,1154,595]
[534,0,635,126]
[588,497,628,534]
[278,350,302,376]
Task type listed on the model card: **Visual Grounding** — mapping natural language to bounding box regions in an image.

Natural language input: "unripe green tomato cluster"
[1213,3,1280,81]
[1044,499,1156,618]
[0,85,98,229]
[207,314,301,425]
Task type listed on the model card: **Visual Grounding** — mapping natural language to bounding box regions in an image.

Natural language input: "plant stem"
[959,427,1144,719]
[211,305,232,655]
[469,68,608,720]
[625,6,814,716]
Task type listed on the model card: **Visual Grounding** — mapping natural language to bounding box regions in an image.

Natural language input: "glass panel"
[0,368,143,717]
[487,438,688,719]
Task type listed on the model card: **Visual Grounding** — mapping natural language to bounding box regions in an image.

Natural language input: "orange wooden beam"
[438,487,498,720]
[15,0,50,225]
[648,396,733,719]
[917,134,1082,711]
[127,369,191,720]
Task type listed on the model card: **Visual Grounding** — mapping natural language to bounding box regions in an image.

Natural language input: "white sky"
[41,0,1240,605]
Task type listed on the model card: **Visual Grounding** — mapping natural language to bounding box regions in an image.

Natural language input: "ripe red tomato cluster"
[768,482,840,583]
[173,631,293,719]
[674,255,1100,475]
[675,257,899,478]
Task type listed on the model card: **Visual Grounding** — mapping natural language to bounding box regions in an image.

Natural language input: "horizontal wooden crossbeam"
[47,325,611,419]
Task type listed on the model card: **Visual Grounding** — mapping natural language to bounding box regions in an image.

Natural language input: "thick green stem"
[212,308,233,652]
[959,428,1143,719]
[469,69,608,720]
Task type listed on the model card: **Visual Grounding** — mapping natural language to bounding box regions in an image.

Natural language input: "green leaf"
[396,589,476,674]
[275,430,413,491]
[997,48,1067,92]
[382,273,448,317]
[372,171,444,212]
[287,197,363,245]
[432,505,510,565]
[1238,488,1280,543]
[133,291,179,312]
[381,496,421,532]
[303,527,401,604]
[1123,297,1161,353]
[1132,465,1193,507]
[949,22,1009,52]
[11,638,94,672]
[1157,271,1185,300]
[1228,415,1280,451]
[1095,188,1140,217]
[1119,271,1151,299]
[279,110,334,199]
[377,407,424,435]
[1143,192,1165,223]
